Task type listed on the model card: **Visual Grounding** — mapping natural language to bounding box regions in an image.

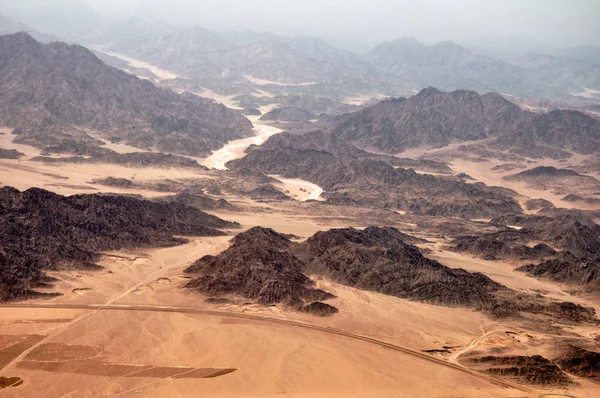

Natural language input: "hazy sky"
[2,0,599,47]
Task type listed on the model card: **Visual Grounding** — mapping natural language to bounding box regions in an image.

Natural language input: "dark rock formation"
[463,355,572,385]
[0,148,24,159]
[296,227,503,308]
[155,192,235,211]
[0,186,237,301]
[185,227,335,308]
[260,107,316,122]
[506,166,579,179]
[516,253,600,288]
[524,198,555,211]
[299,302,339,316]
[452,230,557,260]
[555,345,600,380]
[491,214,600,258]
[32,151,205,169]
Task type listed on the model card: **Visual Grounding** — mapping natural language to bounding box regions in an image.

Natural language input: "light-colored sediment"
[269,175,324,201]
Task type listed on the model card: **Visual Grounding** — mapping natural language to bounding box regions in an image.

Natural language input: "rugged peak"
[231,226,293,250]
[416,86,443,97]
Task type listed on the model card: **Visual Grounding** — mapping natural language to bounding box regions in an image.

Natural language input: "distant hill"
[0,32,253,157]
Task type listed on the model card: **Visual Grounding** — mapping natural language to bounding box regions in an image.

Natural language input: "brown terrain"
[1,31,600,398]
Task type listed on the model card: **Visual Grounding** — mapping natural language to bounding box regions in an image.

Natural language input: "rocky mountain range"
[0,32,253,157]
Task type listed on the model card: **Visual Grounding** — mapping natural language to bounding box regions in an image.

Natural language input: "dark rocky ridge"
[462,355,572,385]
[0,32,253,157]
[260,107,317,122]
[295,227,502,308]
[517,253,600,288]
[185,227,335,309]
[506,166,580,179]
[0,186,237,301]
[32,151,205,169]
[452,230,557,261]
[555,345,600,380]
[0,148,24,159]
[491,214,600,258]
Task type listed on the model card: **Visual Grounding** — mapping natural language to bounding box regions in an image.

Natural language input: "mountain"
[0,32,253,157]
[331,88,600,157]
[0,186,237,301]
[185,227,336,310]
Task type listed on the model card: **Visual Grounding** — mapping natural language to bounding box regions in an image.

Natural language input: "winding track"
[0,302,541,397]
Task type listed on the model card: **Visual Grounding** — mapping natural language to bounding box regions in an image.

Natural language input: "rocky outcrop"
[452,230,557,260]
[555,345,600,380]
[185,226,596,322]
[185,227,335,308]
[156,192,235,211]
[516,253,600,288]
[491,214,600,258]
[0,148,24,159]
[260,107,316,122]
[462,355,572,385]
[32,152,205,169]
[295,227,503,308]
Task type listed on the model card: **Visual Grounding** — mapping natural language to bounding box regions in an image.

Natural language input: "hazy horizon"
[0,0,599,50]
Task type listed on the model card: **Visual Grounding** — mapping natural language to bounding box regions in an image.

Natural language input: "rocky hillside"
[0,32,253,157]
[296,227,501,308]
[0,186,237,301]
[330,88,600,157]
[185,227,335,310]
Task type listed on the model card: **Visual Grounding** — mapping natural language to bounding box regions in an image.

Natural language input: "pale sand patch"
[0,158,203,197]
[343,93,386,106]
[571,87,600,99]
[243,74,320,87]
[89,46,179,81]
[201,120,282,170]
[269,175,324,201]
